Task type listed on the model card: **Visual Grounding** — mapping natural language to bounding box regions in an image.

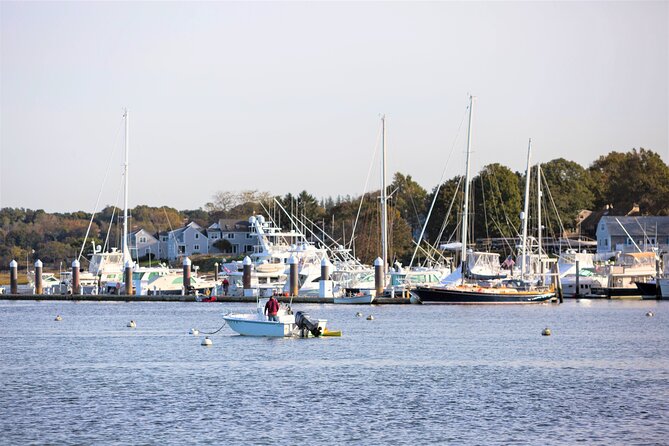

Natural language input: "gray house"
[596,216,669,253]
[158,222,209,260]
[128,229,160,260]
[217,218,259,255]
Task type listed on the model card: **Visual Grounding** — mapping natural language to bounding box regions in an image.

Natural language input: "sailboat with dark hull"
[411,96,555,304]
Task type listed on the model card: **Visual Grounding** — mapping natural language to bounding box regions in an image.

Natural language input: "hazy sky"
[1,1,667,213]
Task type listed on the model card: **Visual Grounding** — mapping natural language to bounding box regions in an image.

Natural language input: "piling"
[183,257,192,295]
[214,262,219,283]
[72,259,81,295]
[319,257,333,298]
[289,255,299,297]
[34,259,43,295]
[242,256,253,297]
[656,258,661,298]
[124,260,134,295]
[374,257,384,297]
[9,260,18,294]
[551,263,563,303]
[574,260,580,298]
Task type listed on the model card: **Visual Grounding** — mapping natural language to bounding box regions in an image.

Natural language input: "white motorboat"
[223,300,327,337]
[333,293,375,304]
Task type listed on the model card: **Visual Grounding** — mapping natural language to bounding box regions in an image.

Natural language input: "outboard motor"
[294,311,323,337]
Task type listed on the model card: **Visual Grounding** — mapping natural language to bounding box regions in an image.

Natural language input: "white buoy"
[355,312,363,317]
[127,320,136,328]
[54,315,62,321]
[189,328,199,335]
[366,315,374,320]
[646,311,654,317]
[201,336,213,346]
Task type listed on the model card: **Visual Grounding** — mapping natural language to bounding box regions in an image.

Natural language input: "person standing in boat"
[222,278,229,295]
[264,296,280,322]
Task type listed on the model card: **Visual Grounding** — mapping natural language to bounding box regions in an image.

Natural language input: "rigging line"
[349,122,383,251]
[481,174,490,240]
[540,169,572,250]
[431,176,464,253]
[409,105,469,267]
[78,117,125,261]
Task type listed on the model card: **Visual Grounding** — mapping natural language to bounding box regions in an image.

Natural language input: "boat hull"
[223,315,296,337]
[334,295,375,304]
[411,286,555,304]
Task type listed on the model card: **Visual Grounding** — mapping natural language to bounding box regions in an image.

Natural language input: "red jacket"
[265,298,280,315]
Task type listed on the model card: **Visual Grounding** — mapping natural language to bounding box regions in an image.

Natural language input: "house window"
[246,233,254,239]
[178,246,185,254]
[195,233,199,239]
[194,244,200,251]
[211,234,219,240]
[245,245,254,252]
[227,233,235,239]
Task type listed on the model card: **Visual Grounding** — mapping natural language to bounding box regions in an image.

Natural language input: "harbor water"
[1,299,667,445]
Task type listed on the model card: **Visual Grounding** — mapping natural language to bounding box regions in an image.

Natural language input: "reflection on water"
[1,300,667,444]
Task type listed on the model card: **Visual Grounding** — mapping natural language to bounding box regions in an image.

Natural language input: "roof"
[218,218,251,231]
[599,216,669,237]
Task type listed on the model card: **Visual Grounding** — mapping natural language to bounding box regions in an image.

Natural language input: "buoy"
[127,320,136,328]
[542,327,551,336]
[201,336,213,346]
[189,328,199,335]
[355,312,363,317]
[54,315,62,321]
[366,315,374,320]
[646,311,654,317]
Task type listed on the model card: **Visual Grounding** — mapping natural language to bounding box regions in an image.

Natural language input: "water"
[1,299,667,445]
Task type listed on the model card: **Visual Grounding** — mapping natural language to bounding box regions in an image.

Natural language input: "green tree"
[589,148,669,215]
[540,158,595,232]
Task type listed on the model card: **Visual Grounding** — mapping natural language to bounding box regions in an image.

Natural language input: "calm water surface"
[1,299,668,445]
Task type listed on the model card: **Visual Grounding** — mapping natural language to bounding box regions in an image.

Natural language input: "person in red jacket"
[264,296,280,322]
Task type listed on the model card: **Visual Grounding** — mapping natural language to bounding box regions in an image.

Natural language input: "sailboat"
[410,96,556,304]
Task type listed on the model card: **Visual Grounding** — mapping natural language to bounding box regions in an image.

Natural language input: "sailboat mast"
[122,108,130,262]
[461,95,475,272]
[521,138,532,278]
[381,114,388,276]
[537,164,542,257]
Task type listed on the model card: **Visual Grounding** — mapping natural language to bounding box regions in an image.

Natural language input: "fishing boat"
[410,96,555,304]
[223,299,327,337]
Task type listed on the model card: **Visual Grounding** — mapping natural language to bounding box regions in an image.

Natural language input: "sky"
[1,1,667,213]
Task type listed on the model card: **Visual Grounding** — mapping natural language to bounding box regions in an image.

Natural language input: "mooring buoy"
[542,327,551,336]
[646,311,654,317]
[201,336,213,346]
[366,315,374,320]
[127,320,136,328]
[54,315,62,322]
[189,328,199,335]
[356,312,363,317]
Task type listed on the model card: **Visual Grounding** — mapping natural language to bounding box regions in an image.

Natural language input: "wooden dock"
[0,294,411,304]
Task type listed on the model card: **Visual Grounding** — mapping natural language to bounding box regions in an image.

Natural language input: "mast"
[461,95,475,273]
[520,138,532,278]
[381,114,388,276]
[122,108,131,263]
[537,164,542,257]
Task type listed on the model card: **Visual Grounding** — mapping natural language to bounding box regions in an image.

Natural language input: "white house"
[596,216,669,253]
[158,222,209,260]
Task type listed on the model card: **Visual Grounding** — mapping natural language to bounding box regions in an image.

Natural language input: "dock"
[0,294,411,304]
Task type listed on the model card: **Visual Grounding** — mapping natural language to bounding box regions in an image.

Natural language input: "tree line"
[1,148,668,270]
